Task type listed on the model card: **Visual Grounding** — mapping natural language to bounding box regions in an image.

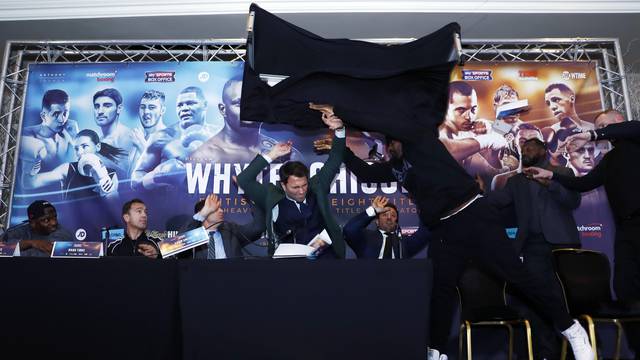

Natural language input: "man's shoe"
[561,320,595,360]
[427,348,448,360]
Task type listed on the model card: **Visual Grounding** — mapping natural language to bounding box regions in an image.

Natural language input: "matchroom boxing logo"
[86,71,117,82]
[577,223,603,238]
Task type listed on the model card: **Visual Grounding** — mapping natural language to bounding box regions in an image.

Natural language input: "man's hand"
[371,196,390,215]
[523,167,553,180]
[308,103,334,116]
[266,141,293,160]
[500,154,519,171]
[308,238,328,250]
[565,131,592,152]
[523,167,553,187]
[198,194,221,218]
[21,239,53,254]
[471,121,488,135]
[313,137,332,153]
[137,243,159,258]
[309,103,344,130]
[321,113,344,131]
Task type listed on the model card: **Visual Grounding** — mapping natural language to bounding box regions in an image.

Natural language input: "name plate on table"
[51,242,103,258]
[0,242,19,257]
[158,227,209,258]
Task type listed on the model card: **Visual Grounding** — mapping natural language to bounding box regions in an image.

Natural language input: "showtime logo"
[561,71,587,80]
[577,223,603,238]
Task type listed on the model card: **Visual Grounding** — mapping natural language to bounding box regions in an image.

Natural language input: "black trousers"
[429,197,574,351]
[613,218,640,355]
[511,235,579,360]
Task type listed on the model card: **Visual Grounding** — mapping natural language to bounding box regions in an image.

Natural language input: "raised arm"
[315,129,346,189]
[594,120,640,142]
[237,141,292,209]
[524,162,606,193]
[343,209,376,257]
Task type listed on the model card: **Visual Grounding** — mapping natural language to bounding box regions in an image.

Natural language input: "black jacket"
[343,210,431,259]
[487,165,581,253]
[107,232,161,258]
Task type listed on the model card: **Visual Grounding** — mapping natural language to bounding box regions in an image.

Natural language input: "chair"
[553,248,640,360]
[457,263,533,360]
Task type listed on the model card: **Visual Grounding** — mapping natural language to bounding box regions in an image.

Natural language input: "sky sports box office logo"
[145,71,176,83]
[461,70,493,81]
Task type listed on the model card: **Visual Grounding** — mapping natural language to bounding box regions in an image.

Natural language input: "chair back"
[457,263,507,320]
[552,248,612,315]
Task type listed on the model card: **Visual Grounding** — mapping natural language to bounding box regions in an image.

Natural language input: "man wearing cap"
[1,200,74,257]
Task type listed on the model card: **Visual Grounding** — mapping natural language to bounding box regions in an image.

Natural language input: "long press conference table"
[0,257,432,360]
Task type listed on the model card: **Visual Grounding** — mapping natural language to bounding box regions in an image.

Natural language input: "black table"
[0,258,432,360]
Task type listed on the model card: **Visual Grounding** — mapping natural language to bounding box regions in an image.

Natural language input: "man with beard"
[527,109,640,357]
[483,138,581,360]
[310,104,593,360]
[343,196,430,259]
[131,86,215,190]
[490,123,544,191]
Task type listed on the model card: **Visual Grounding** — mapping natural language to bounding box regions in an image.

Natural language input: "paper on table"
[273,243,316,258]
[272,229,332,258]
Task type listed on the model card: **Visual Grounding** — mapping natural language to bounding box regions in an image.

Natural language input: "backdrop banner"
[442,61,613,259]
[9,61,612,260]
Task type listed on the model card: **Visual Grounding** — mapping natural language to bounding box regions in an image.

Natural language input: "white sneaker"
[561,320,595,360]
[427,348,448,360]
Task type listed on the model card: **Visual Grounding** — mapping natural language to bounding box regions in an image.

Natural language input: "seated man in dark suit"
[344,196,430,259]
[180,193,265,259]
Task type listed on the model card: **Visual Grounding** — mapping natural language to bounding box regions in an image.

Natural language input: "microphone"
[101,226,122,257]
[279,228,296,243]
